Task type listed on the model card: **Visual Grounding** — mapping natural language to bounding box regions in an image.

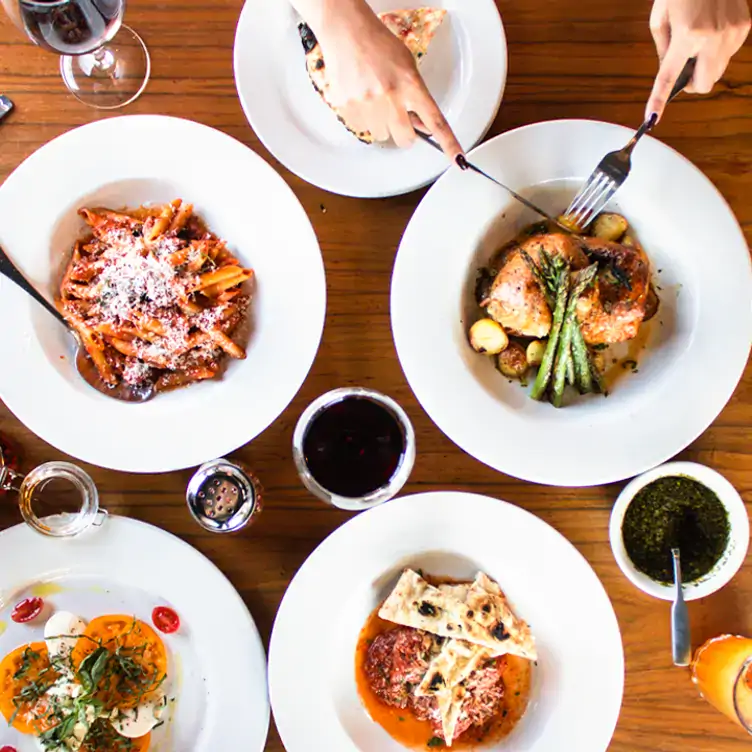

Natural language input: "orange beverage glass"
[691,635,752,732]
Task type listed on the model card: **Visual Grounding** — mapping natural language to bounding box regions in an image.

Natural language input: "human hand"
[312,0,463,161]
[646,0,751,121]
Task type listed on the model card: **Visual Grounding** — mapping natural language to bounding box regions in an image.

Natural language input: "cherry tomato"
[152,606,180,634]
[0,746,18,752]
[10,597,43,624]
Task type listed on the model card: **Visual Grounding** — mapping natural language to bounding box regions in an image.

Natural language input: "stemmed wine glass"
[1,0,150,109]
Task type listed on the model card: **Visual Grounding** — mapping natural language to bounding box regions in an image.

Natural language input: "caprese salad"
[0,600,179,751]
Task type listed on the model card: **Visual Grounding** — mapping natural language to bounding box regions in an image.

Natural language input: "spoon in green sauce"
[671,547,691,667]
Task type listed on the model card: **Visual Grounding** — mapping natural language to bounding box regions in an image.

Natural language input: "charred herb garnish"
[427,737,445,748]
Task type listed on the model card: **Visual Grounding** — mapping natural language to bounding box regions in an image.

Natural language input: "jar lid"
[186,458,262,533]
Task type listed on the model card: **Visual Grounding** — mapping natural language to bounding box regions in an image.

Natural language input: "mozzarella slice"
[111,693,167,738]
[44,611,86,663]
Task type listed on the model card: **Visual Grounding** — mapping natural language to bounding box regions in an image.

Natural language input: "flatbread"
[298,7,447,144]
[378,8,447,60]
[435,684,466,746]
[416,639,493,693]
[378,569,537,660]
[414,583,502,745]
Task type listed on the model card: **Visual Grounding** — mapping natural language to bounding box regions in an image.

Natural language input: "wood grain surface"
[0,0,751,749]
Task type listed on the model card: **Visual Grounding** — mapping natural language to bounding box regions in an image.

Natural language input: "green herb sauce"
[622,475,729,583]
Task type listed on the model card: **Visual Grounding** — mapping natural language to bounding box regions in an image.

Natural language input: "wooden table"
[0,0,750,749]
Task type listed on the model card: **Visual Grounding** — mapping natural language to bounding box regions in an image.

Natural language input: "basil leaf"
[39,712,77,743]
[77,647,109,694]
[427,738,445,748]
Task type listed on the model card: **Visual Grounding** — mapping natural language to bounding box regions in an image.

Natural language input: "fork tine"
[572,179,618,230]
[565,179,597,218]
[567,173,607,218]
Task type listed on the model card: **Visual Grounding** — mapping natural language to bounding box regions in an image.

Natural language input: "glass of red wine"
[293,387,416,510]
[2,0,149,109]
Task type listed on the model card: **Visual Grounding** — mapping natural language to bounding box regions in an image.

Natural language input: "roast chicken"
[480,231,651,345]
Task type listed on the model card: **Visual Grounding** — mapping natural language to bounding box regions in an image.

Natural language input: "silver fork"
[564,58,696,231]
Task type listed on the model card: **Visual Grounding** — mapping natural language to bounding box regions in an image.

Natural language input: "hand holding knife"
[414,129,578,236]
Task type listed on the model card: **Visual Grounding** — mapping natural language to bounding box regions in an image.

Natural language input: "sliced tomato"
[10,597,43,624]
[152,606,180,634]
[71,616,167,710]
[0,642,58,734]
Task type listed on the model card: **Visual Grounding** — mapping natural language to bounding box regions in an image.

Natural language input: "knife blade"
[415,130,577,236]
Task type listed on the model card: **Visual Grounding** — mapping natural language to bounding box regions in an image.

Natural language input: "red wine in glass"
[293,388,417,509]
[19,0,123,55]
[302,396,407,498]
[3,0,150,109]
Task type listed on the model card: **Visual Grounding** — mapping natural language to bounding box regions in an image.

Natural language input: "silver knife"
[415,130,576,236]
[0,95,14,123]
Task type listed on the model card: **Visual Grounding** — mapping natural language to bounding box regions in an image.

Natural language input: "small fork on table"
[563,58,696,232]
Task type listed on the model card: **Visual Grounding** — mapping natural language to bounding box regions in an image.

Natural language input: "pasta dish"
[57,200,253,393]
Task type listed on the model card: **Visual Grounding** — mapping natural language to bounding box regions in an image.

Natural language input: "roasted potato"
[525,340,546,367]
[592,213,629,242]
[644,283,660,322]
[497,341,529,380]
[556,214,580,233]
[469,318,508,355]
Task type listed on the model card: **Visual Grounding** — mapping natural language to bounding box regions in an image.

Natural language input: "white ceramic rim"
[269,490,625,752]
[233,0,507,198]
[292,387,416,511]
[0,514,270,751]
[391,118,752,486]
[0,114,326,473]
[609,461,750,601]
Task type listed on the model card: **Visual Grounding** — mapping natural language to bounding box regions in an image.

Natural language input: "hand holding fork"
[562,58,697,232]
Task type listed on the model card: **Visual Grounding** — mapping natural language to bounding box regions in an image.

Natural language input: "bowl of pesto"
[609,461,749,600]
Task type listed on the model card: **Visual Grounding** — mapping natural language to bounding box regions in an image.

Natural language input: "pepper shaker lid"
[186,458,262,533]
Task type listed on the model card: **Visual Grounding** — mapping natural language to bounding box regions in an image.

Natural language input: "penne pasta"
[168,201,193,233]
[57,200,253,395]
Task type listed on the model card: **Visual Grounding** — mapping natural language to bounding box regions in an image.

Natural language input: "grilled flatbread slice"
[298,7,447,144]
[436,684,467,746]
[378,569,537,660]
[378,8,447,60]
[416,638,493,697]
[415,581,509,742]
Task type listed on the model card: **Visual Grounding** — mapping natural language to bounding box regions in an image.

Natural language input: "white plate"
[0,515,269,751]
[391,119,752,487]
[0,115,326,473]
[233,0,507,198]
[269,491,624,751]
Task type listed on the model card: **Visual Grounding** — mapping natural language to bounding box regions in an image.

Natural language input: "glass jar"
[0,441,105,537]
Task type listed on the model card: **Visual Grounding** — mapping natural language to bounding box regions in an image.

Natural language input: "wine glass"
[1,0,150,109]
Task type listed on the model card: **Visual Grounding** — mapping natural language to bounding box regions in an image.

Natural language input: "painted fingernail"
[456,155,468,170]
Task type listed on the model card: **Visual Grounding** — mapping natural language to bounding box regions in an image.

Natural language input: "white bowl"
[609,461,749,601]
[270,491,624,752]
[0,115,326,473]
[391,120,752,486]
